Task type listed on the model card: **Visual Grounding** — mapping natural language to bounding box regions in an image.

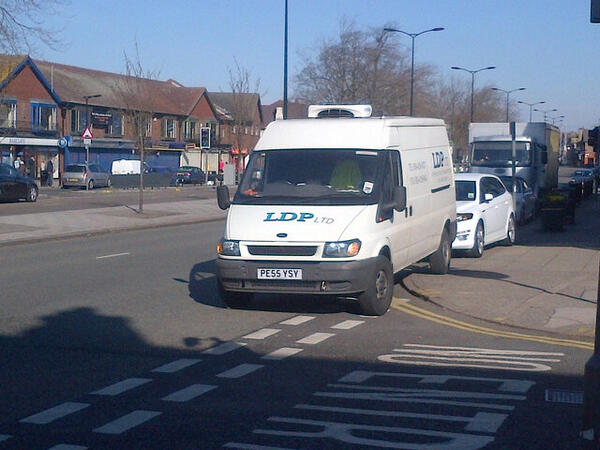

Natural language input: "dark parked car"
[170,166,205,186]
[0,163,39,202]
[570,168,595,198]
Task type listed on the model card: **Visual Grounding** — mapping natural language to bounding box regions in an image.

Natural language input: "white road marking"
[224,442,295,449]
[152,358,201,373]
[279,316,315,326]
[262,347,303,360]
[48,445,88,450]
[20,402,90,424]
[0,435,11,443]
[297,333,335,345]
[202,341,246,355]
[295,404,507,433]
[91,378,152,396]
[162,384,217,402]
[243,328,281,340]
[95,252,130,260]
[255,417,494,449]
[331,320,364,330]
[93,410,161,434]
[217,363,264,379]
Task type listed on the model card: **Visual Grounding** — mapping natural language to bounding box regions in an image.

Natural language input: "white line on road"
[243,328,281,340]
[224,442,295,449]
[94,410,161,435]
[152,358,201,373]
[279,316,315,326]
[20,402,90,424]
[331,320,364,330]
[297,333,335,345]
[217,363,264,379]
[162,384,217,402]
[202,341,246,355]
[48,445,88,450]
[91,378,152,396]
[262,347,303,360]
[95,252,130,260]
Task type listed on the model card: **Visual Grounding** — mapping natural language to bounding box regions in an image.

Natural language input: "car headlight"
[217,239,240,256]
[323,239,361,258]
[457,213,473,222]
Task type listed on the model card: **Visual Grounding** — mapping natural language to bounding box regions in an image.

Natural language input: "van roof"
[256,117,446,150]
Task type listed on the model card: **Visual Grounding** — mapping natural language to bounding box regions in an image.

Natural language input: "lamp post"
[533,107,557,122]
[548,115,564,125]
[384,26,444,116]
[450,65,496,122]
[491,87,526,122]
[83,94,102,191]
[517,100,545,122]
[283,0,288,119]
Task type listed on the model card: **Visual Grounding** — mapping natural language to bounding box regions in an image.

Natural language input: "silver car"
[62,163,111,189]
[500,176,537,225]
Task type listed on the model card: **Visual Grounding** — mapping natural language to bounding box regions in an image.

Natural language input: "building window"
[31,102,57,133]
[184,120,197,140]
[70,108,87,133]
[0,100,16,129]
[144,119,152,138]
[108,113,123,136]
[162,118,177,139]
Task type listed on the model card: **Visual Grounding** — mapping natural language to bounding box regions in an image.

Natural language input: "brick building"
[0,55,263,182]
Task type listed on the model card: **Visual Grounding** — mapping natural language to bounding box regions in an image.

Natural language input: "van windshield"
[234,149,384,205]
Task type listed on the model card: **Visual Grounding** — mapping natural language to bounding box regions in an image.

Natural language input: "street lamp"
[491,87,526,122]
[548,115,564,125]
[83,94,102,191]
[533,107,557,122]
[451,65,496,122]
[517,100,545,122]
[283,0,288,119]
[384,26,444,116]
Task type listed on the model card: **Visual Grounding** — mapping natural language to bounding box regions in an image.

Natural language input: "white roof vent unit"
[307,104,372,119]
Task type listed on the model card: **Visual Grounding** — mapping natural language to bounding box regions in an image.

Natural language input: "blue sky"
[39,0,600,131]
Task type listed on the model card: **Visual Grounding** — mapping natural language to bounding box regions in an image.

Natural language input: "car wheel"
[88,179,94,190]
[467,221,484,258]
[26,185,38,202]
[357,255,393,316]
[429,228,451,274]
[107,178,112,188]
[218,280,253,309]
[502,214,516,246]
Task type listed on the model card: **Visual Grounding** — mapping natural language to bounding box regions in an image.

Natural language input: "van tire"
[429,229,451,274]
[357,255,393,316]
[218,280,253,308]
[467,222,484,258]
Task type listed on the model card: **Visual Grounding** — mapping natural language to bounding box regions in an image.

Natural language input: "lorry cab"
[216,105,456,316]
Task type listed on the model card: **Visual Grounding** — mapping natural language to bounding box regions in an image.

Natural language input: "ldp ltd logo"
[264,212,334,224]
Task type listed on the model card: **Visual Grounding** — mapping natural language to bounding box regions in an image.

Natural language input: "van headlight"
[323,239,361,257]
[457,213,474,222]
[217,239,240,256]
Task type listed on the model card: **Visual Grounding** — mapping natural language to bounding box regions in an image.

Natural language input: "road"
[0,220,590,449]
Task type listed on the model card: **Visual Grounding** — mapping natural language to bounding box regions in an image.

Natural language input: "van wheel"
[467,222,484,258]
[218,280,253,308]
[429,229,451,274]
[357,255,393,316]
[502,215,516,246]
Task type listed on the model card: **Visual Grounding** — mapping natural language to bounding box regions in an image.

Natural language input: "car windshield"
[471,141,531,167]
[66,165,85,173]
[234,149,384,205]
[455,180,477,201]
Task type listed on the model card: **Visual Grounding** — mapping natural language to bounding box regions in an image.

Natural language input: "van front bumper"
[216,257,378,295]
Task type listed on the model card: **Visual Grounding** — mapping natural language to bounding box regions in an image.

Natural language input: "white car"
[452,173,516,257]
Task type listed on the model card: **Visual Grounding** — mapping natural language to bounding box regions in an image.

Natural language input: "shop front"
[0,136,60,183]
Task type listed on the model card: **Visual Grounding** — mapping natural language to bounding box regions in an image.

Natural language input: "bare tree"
[114,42,160,214]
[0,0,66,54]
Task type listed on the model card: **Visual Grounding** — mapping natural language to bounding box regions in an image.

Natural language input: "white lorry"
[216,105,456,316]
[468,122,560,198]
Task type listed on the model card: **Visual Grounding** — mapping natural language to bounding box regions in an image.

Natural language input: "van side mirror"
[217,185,231,210]
[393,186,407,211]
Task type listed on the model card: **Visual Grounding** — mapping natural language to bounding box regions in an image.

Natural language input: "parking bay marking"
[262,347,303,360]
[91,378,152,396]
[331,320,364,330]
[297,333,335,345]
[162,384,217,402]
[48,445,88,450]
[20,402,90,425]
[243,328,281,340]
[202,341,246,355]
[217,363,264,379]
[94,410,161,435]
[152,358,201,373]
[95,252,130,260]
[279,315,315,326]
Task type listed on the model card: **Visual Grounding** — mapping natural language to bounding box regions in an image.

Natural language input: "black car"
[170,166,205,186]
[0,163,39,202]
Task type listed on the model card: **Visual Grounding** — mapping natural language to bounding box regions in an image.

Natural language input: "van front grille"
[247,245,318,256]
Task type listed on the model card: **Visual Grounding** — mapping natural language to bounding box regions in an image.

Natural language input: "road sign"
[58,137,68,148]
[83,138,91,146]
[81,126,93,140]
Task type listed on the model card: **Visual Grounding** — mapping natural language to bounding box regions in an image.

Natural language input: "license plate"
[68,178,78,182]
[257,268,302,280]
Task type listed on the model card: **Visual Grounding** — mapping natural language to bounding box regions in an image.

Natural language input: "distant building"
[261,99,308,127]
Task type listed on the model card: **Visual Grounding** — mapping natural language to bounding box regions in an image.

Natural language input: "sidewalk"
[403,192,600,339]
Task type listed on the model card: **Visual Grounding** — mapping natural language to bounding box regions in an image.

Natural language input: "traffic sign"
[81,126,93,140]
[83,138,91,146]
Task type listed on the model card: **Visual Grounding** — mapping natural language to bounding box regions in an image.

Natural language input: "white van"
[216,105,456,315]
[111,159,142,175]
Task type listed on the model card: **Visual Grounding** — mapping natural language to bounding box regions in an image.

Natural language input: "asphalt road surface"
[0,221,590,449]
